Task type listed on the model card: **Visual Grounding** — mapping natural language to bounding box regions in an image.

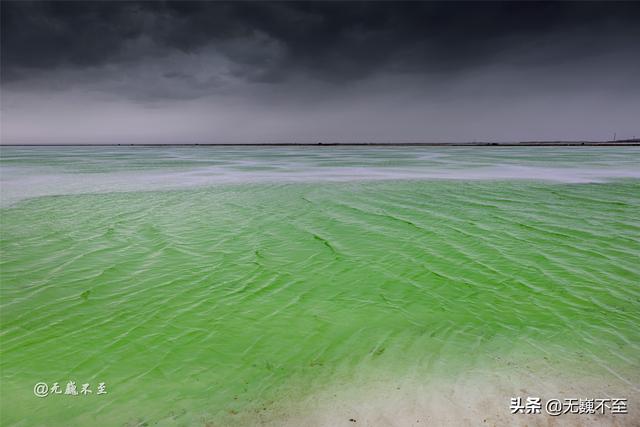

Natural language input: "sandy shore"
[227,369,640,427]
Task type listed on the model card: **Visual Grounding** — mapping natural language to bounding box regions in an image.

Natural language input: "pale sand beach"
[211,347,640,426]
[269,375,638,427]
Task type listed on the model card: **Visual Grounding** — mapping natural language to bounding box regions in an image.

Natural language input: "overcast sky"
[1,1,639,144]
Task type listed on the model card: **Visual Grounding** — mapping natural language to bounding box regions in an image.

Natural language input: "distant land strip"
[2,140,639,147]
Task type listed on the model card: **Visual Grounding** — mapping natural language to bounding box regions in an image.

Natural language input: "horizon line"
[1,140,640,147]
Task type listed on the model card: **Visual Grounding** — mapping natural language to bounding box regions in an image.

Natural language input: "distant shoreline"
[2,141,639,147]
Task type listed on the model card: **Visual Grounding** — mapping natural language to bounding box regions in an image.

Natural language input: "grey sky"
[1,1,639,144]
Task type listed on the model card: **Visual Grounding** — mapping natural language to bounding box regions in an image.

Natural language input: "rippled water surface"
[1,146,639,425]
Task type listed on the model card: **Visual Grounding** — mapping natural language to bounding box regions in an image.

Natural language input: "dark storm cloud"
[2,1,639,144]
[2,1,640,86]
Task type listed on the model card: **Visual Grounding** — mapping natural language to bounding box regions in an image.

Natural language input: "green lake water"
[1,147,639,425]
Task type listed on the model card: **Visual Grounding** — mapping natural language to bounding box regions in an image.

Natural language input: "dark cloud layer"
[3,1,640,84]
[1,1,639,143]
